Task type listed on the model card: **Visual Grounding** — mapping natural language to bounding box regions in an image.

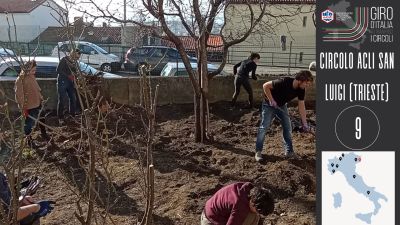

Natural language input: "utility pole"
[122,0,127,48]
[123,0,127,24]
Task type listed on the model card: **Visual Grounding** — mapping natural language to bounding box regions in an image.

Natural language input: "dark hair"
[25,60,37,68]
[249,186,274,216]
[249,52,260,60]
[72,48,81,55]
[295,70,313,82]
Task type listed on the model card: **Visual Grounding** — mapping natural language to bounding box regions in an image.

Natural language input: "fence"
[1,42,316,70]
[227,43,316,70]
[0,42,132,61]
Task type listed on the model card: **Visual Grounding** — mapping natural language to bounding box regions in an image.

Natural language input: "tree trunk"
[194,93,201,142]
[193,33,210,143]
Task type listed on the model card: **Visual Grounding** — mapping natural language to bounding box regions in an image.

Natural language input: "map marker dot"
[355,158,358,162]
[332,169,336,173]
[367,191,370,195]
[342,153,344,157]
[339,157,342,161]
[331,163,334,167]
[353,175,356,179]
[336,164,339,168]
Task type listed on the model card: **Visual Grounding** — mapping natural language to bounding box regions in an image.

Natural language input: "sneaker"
[255,151,263,162]
[285,151,299,159]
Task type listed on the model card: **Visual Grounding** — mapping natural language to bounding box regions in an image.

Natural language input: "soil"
[4,101,316,225]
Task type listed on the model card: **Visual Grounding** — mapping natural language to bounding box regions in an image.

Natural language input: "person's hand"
[20,176,40,196]
[68,75,75,81]
[34,200,55,217]
[269,99,277,107]
[301,123,310,133]
[23,109,29,117]
[19,196,35,206]
[252,74,258,80]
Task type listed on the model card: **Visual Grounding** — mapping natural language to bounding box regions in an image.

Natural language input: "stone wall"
[0,76,316,112]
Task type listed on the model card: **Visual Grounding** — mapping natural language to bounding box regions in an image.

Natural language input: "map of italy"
[327,152,388,224]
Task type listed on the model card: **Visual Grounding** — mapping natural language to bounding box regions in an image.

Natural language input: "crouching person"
[0,173,55,225]
[201,182,274,225]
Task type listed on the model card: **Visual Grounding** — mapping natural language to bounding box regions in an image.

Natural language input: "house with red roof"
[161,35,223,61]
[0,0,65,42]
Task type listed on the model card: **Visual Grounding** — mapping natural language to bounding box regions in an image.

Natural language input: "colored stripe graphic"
[322,7,368,42]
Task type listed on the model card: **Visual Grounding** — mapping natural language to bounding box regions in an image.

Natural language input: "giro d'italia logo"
[321,9,334,23]
[322,7,369,42]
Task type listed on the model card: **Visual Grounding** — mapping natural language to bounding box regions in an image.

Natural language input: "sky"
[54,0,224,26]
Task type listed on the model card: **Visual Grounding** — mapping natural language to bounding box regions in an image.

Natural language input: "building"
[0,0,65,42]
[161,35,223,62]
[223,0,316,68]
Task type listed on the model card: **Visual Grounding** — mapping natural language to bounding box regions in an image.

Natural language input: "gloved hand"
[20,176,40,196]
[252,74,258,80]
[269,99,277,108]
[68,75,75,81]
[34,200,55,217]
[301,123,311,133]
[23,109,29,118]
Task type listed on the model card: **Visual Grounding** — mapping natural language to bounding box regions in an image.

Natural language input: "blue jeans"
[24,106,46,136]
[255,101,293,154]
[57,78,76,119]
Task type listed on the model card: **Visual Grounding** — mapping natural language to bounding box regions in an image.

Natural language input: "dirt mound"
[9,101,316,225]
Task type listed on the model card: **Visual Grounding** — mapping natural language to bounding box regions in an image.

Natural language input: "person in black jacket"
[255,70,314,162]
[231,53,260,108]
[56,49,81,125]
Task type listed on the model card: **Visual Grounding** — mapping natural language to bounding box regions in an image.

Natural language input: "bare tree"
[73,0,311,143]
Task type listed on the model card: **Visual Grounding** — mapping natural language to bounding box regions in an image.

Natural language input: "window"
[1,67,18,77]
[280,35,287,51]
[59,44,71,53]
[303,16,307,27]
[78,44,97,55]
[91,44,108,54]
[167,49,179,58]
[134,47,151,55]
[151,48,166,58]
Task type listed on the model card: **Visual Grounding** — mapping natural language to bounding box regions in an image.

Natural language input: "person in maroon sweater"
[201,182,274,225]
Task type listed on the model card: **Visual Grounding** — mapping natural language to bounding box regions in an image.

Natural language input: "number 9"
[355,117,361,140]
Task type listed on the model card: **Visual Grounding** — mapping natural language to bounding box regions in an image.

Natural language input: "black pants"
[232,76,253,106]
[24,106,46,136]
[20,214,40,225]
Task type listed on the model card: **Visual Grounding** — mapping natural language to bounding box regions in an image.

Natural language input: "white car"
[51,41,121,72]
[0,56,122,81]
[0,48,15,59]
[0,48,15,56]
[160,62,227,77]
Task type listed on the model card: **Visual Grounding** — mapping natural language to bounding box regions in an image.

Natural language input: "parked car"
[124,46,197,75]
[0,56,122,81]
[160,62,227,77]
[51,41,121,72]
[0,48,15,58]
